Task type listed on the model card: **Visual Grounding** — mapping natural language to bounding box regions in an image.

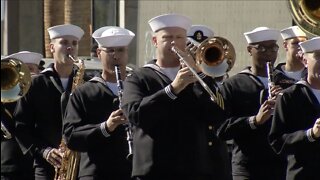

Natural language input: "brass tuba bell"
[1,58,31,103]
[287,0,320,36]
[186,36,236,77]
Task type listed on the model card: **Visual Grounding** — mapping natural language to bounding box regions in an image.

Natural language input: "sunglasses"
[250,44,279,53]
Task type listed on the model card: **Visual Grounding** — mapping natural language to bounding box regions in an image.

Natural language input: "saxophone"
[54,55,85,180]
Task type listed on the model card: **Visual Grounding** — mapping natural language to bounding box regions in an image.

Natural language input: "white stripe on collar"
[41,67,54,73]
[90,76,105,84]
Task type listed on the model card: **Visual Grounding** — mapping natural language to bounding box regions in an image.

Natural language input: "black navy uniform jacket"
[14,63,76,177]
[121,60,229,179]
[269,81,320,180]
[274,62,307,89]
[1,102,34,180]
[218,67,287,180]
[63,76,131,179]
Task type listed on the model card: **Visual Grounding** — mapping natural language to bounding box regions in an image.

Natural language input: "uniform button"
[208,125,213,130]
[208,141,213,146]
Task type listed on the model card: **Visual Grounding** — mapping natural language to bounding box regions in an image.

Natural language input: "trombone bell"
[1,58,31,103]
[187,36,236,77]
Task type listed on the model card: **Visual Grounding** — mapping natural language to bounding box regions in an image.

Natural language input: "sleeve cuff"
[198,72,206,79]
[165,85,177,100]
[100,122,111,138]
[306,129,316,142]
[42,147,52,160]
[248,116,257,129]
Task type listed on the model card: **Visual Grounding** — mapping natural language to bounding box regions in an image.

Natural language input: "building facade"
[1,0,294,75]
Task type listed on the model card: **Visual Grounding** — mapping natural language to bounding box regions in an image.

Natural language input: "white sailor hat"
[299,37,320,53]
[244,27,280,44]
[47,24,84,40]
[187,25,214,42]
[92,26,135,47]
[148,13,192,32]
[280,26,306,40]
[5,51,43,65]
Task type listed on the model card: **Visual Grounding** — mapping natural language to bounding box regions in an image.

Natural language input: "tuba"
[186,36,236,77]
[54,55,84,180]
[1,58,31,139]
[287,0,320,36]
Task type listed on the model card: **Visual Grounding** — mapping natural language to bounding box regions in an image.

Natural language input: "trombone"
[1,57,31,139]
[171,43,223,110]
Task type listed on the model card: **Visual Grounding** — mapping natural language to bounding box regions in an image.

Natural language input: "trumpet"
[115,65,133,160]
[171,42,224,110]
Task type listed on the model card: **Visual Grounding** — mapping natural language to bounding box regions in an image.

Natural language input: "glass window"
[93,0,118,31]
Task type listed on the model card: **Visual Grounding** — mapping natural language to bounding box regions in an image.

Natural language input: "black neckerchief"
[296,80,320,107]
[90,75,116,97]
[239,66,265,88]
[239,66,268,104]
[143,59,172,85]
[41,63,77,94]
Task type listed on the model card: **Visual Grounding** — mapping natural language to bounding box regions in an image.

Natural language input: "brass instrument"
[171,43,225,110]
[287,0,320,36]
[186,36,236,77]
[1,58,31,103]
[54,55,84,180]
[1,58,31,139]
[115,65,133,160]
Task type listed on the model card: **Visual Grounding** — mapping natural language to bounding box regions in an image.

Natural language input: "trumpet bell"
[1,58,31,103]
[288,0,320,36]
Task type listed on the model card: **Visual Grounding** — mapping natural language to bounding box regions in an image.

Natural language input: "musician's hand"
[105,109,128,132]
[171,66,197,94]
[269,85,282,98]
[255,98,276,125]
[172,46,200,72]
[45,148,63,168]
[312,118,320,139]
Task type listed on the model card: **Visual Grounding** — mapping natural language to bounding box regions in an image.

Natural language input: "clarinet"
[266,62,274,99]
[115,65,133,160]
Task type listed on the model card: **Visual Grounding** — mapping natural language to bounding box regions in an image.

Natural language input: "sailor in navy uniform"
[14,24,84,180]
[269,37,320,180]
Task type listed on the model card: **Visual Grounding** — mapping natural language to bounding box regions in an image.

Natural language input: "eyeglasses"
[250,44,279,53]
[100,47,127,54]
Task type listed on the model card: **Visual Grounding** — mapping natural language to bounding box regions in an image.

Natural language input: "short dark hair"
[91,43,98,53]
